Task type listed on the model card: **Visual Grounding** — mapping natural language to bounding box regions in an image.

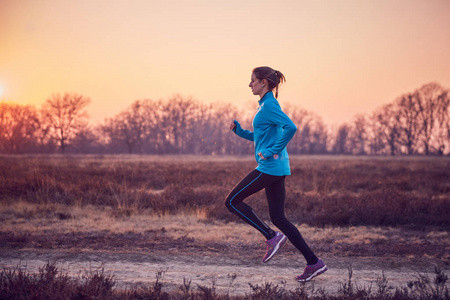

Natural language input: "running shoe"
[262,231,287,263]
[296,259,328,282]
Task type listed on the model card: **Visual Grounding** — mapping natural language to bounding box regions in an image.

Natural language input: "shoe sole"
[296,265,328,282]
[262,235,287,263]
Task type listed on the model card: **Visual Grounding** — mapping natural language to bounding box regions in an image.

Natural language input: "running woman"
[226,66,327,282]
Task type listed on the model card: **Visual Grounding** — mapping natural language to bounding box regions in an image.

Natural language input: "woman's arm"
[230,120,254,141]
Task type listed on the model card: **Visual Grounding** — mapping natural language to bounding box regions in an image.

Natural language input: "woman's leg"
[225,169,278,240]
[265,176,318,265]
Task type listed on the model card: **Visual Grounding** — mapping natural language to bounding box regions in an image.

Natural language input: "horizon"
[1,0,449,126]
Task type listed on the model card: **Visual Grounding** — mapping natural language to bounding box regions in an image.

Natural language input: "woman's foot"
[296,259,328,282]
[262,231,287,263]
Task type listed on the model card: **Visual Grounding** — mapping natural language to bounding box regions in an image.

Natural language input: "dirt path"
[1,249,445,296]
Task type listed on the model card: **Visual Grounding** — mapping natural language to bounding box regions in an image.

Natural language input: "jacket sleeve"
[232,120,254,141]
[260,104,297,158]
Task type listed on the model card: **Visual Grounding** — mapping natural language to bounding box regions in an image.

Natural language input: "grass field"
[0,155,449,299]
[1,154,449,227]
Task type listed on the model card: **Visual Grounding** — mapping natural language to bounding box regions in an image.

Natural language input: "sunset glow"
[0,0,449,125]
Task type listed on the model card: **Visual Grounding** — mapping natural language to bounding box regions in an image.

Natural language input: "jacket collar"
[258,91,274,105]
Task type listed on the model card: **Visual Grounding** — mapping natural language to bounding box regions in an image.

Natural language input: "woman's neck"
[259,86,270,99]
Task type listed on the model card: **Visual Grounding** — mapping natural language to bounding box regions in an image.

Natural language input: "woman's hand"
[258,152,266,160]
[229,121,237,131]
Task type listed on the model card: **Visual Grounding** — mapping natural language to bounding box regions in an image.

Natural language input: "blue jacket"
[233,92,297,176]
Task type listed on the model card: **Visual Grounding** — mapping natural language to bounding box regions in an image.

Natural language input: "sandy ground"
[1,248,446,296]
[1,206,448,296]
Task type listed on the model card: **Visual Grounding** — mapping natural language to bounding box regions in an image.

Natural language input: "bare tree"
[35,108,56,153]
[70,126,101,153]
[395,93,421,155]
[365,120,384,155]
[432,89,450,154]
[370,104,400,155]
[140,99,163,154]
[101,100,147,154]
[348,114,368,155]
[188,102,214,155]
[101,116,127,153]
[121,100,146,154]
[287,106,312,154]
[303,114,328,154]
[212,102,252,155]
[285,105,328,154]
[332,123,351,154]
[0,103,40,153]
[41,93,91,153]
[159,95,198,154]
[415,82,449,155]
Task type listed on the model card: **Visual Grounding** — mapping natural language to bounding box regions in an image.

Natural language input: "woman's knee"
[225,191,244,212]
[224,197,234,212]
[271,215,290,229]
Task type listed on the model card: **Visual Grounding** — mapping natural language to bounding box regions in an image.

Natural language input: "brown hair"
[252,66,286,98]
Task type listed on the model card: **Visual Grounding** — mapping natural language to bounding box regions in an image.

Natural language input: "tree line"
[0,82,449,155]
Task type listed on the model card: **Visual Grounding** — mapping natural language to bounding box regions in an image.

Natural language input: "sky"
[1,0,449,126]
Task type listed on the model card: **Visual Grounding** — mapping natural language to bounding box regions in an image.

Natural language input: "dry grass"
[1,154,449,227]
[1,262,448,300]
[0,155,449,260]
[1,201,448,261]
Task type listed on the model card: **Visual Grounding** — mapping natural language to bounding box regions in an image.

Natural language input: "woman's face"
[249,73,264,96]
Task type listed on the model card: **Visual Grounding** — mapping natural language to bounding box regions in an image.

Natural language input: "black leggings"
[225,169,318,265]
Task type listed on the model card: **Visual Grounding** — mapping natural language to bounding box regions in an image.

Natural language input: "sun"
[0,85,4,98]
